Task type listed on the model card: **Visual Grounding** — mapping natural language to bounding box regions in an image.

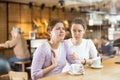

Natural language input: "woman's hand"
[86,59,93,65]
[0,44,5,48]
[51,50,57,67]
[70,53,79,60]
[79,64,85,74]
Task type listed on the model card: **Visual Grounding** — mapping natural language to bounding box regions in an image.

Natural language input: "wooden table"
[38,56,120,80]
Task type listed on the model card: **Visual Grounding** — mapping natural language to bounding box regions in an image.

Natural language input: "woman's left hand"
[70,53,79,60]
[79,64,85,74]
[86,59,93,64]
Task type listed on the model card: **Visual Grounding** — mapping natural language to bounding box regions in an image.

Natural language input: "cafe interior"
[0,0,120,80]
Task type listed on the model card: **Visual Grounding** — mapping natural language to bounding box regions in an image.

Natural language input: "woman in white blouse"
[64,18,98,68]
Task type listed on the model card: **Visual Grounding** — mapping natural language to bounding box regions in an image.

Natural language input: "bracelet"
[83,58,86,65]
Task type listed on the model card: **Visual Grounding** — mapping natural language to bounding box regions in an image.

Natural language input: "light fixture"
[52,5,56,11]
[70,7,74,13]
[40,3,45,10]
[88,13,94,26]
[89,19,94,26]
[110,0,117,14]
[58,0,64,7]
[29,2,33,8]
[110,6,117,14]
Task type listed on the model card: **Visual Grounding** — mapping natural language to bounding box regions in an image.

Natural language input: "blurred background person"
[0,27,31,71]
[100,35,114,58]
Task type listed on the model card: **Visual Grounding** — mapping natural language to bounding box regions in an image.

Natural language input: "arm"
[89,40,98,58]
[42,49,57,75]
[86,39,98,64]
[108,44,114,55]
[0,43,7,48]
[71,39,98,65]
[64,43,85,74]
[0,37,18,48]
[64,41,80,64]
[0,40,16,48]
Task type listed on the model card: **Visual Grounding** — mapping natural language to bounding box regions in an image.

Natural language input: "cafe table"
[38,56,120,80]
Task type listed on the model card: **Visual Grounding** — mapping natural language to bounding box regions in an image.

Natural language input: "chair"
[113,38,120,47]
[14,60,31,72]
[9,71,28,80]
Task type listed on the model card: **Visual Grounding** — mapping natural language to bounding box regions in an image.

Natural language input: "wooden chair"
[9,71,28,80]
[0,74,9,80]
[14,60,31,72]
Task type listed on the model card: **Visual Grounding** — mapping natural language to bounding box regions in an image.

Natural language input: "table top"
[38,56,120,80]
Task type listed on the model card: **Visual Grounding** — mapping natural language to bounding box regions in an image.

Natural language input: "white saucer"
[91,65,103,69]
[68,71,82,76]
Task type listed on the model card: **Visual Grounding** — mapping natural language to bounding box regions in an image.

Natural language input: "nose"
[75,31,79,35]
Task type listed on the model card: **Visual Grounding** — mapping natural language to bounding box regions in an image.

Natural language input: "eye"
[78,30,82,33]
[73,29,76,32]
[62,27,65,30]
[56,27,60,30]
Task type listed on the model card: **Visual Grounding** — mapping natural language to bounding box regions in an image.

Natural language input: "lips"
[75,36,79,39]
[59,33,65,36]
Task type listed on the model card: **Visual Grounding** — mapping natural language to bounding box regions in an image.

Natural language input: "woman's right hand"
[51,50,57,67]
[42,50,58,76]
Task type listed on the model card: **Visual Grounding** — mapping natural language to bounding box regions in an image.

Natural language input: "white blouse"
[66,39,98,59]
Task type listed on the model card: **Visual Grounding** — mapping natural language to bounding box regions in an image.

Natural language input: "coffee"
[69,64,83,74]
[91,56,102,67]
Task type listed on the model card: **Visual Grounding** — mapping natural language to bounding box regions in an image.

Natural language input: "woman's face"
[50,22,65,41]
[71,24,85,40]
[101,39,107,44]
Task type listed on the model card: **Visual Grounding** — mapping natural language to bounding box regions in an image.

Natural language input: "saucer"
[68,71,82,76]
[91,65,103,69]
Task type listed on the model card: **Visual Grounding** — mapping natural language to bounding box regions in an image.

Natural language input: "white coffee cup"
[69,64,82,74]
[91,56,102,67]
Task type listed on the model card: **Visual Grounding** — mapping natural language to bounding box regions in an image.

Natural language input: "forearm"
[0,43,6,48]
[80,59,93,65]
[42,64,57,76]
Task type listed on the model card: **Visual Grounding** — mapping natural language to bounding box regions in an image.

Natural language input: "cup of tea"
[69,64,84,75]
[91,56,103,68]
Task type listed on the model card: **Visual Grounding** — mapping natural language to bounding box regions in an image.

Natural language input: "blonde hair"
[12,27,23,34]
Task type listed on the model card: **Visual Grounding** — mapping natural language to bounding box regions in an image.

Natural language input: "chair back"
[9,71,28,80]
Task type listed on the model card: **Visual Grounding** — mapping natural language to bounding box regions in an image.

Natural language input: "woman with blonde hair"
[0,27,30,71]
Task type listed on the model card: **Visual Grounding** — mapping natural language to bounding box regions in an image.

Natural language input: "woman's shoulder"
[82,39,94,45]
[65,38,70,42]
[34,41,50,56]
[64,38,73,45]
[39,41,49,47]
[36,41,49,50]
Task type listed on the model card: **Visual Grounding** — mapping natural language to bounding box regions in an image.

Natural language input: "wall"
[0,3,7,42]
[0,2,103,41]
